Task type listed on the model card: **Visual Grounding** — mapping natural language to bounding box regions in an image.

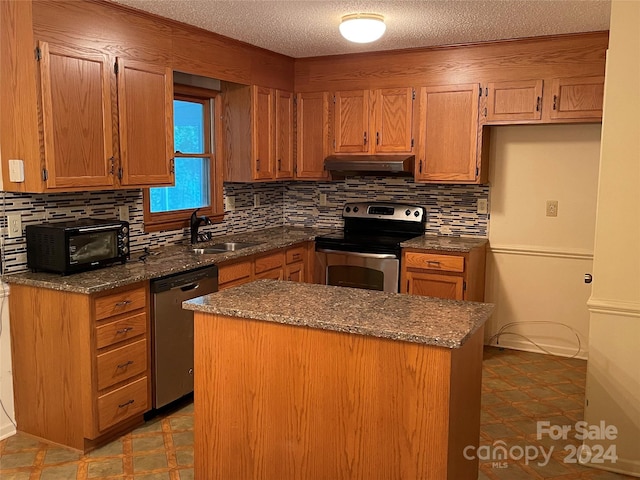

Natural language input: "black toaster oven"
[26,219,129,274]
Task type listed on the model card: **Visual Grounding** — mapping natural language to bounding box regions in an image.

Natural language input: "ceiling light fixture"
[339,13,386,44]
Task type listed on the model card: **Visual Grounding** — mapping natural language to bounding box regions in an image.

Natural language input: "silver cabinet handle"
[115,300,132,307]
[426,260,441,266]
[116,360,134,369]
[116,327,133,334]
[118,399,135,408]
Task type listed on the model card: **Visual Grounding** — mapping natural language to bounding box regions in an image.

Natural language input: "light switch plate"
[118,205,129,222]
[225,195,235,211]
[253,193,260,207]
[8,159,25,182]
[319,193,327,207]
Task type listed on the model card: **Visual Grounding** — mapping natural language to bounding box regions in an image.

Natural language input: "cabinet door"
[333,90,369,153]
[117,58,174,187]
[295,91,329,179]
[38,41,114,189]
[406,271,464,300]
[285,262,305,283]
[486,80,543,122]
[550,76,604,120]
[255,268,285,281]
[275,89,294,179]
[253,86,275,180]
[373,88,414,153]
[417,84,479,183]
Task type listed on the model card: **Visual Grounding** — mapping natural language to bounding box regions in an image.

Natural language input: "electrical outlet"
[7,214,22,238]
[118,205,129,222]
[225,195,235,211]
[254,193,260,207]
[319,193,327,207]
[546,200,558,217]
[477,198,488,214]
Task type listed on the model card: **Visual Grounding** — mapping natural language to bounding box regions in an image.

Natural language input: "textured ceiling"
[111,0,611,58]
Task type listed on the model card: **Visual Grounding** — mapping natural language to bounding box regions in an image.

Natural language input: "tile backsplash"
[1,177,488,274]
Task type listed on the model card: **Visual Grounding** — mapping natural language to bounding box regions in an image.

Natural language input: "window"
[144,84,223,232]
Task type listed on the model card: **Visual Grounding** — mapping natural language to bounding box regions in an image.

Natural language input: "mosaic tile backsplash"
[0,178,488,274]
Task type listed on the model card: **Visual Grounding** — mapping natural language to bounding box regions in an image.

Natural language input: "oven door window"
[68,231,117,265]
[317,250,400,293]
[327,265,385,291]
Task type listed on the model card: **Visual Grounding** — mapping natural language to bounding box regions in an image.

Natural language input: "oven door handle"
[316,248,398,260]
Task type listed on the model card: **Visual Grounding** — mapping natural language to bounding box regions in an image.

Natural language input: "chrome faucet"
[190,209,212,244]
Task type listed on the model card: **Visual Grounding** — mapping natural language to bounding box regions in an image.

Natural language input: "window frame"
[143,84,224,232]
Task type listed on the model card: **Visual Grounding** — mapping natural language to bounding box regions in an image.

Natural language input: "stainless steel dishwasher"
[150,265,218,408]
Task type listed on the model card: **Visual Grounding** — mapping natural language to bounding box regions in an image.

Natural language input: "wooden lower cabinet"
[406,271,465,300]
[401,246,486,301]
[8,282,151,451]
[194,312,484,480]
[217,242,313,290]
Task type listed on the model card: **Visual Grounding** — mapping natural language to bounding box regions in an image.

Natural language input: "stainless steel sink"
[192,241,261,254]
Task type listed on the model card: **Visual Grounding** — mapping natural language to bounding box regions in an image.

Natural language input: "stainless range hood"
[324,154,415,176]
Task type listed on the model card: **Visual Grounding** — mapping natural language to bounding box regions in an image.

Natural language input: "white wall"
[584,0,640,475]
[485,124,602,358]
[0,282,15,439]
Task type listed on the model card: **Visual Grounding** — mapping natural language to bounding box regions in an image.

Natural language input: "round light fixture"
[339,13,386,44]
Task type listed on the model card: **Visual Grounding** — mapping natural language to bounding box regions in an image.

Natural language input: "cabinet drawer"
[404,252,464,273]
[254,251,284,274]
[97,376,148,432]
[96,339,147,391]
[96,312,147,349]
[286,246,305,264]
[95,286,146,321]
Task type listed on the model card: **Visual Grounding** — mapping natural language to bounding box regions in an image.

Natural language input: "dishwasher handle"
[180,283,199,292]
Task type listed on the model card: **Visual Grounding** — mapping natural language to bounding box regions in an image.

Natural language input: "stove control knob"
[405,209,411,216]
[353,206,359,213]
[414,211,420,217]
[345,207,351,213]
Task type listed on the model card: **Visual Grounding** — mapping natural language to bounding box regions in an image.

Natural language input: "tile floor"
[0,347,635,479]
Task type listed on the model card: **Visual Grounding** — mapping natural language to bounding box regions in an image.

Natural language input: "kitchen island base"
[194,313,484,480]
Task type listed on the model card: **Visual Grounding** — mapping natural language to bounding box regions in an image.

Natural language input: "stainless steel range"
[314,202,426,293]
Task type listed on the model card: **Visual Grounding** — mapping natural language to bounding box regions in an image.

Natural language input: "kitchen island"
[184,280,494,480]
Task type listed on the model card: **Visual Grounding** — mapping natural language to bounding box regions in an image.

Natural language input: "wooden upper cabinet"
[295,91,329,180]
[416,84,480,183]
[275,89,294,179]
[372,88,414,153]
[550,76,605,120]
[37,41,115,189]
[116,58,174,187]
[486,80,543,122]
[332,88,414,155]
[333,90,369,153]
[223,83,294,182]
[253,86,275,180]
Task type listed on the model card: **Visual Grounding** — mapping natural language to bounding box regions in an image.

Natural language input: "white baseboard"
[484,337,588,360]
[0,420,16,441]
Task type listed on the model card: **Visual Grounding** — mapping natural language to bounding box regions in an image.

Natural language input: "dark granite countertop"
[1,227,322,294]
[183,279,494,348]
[401,234,488,252]
[2,227,487,295]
